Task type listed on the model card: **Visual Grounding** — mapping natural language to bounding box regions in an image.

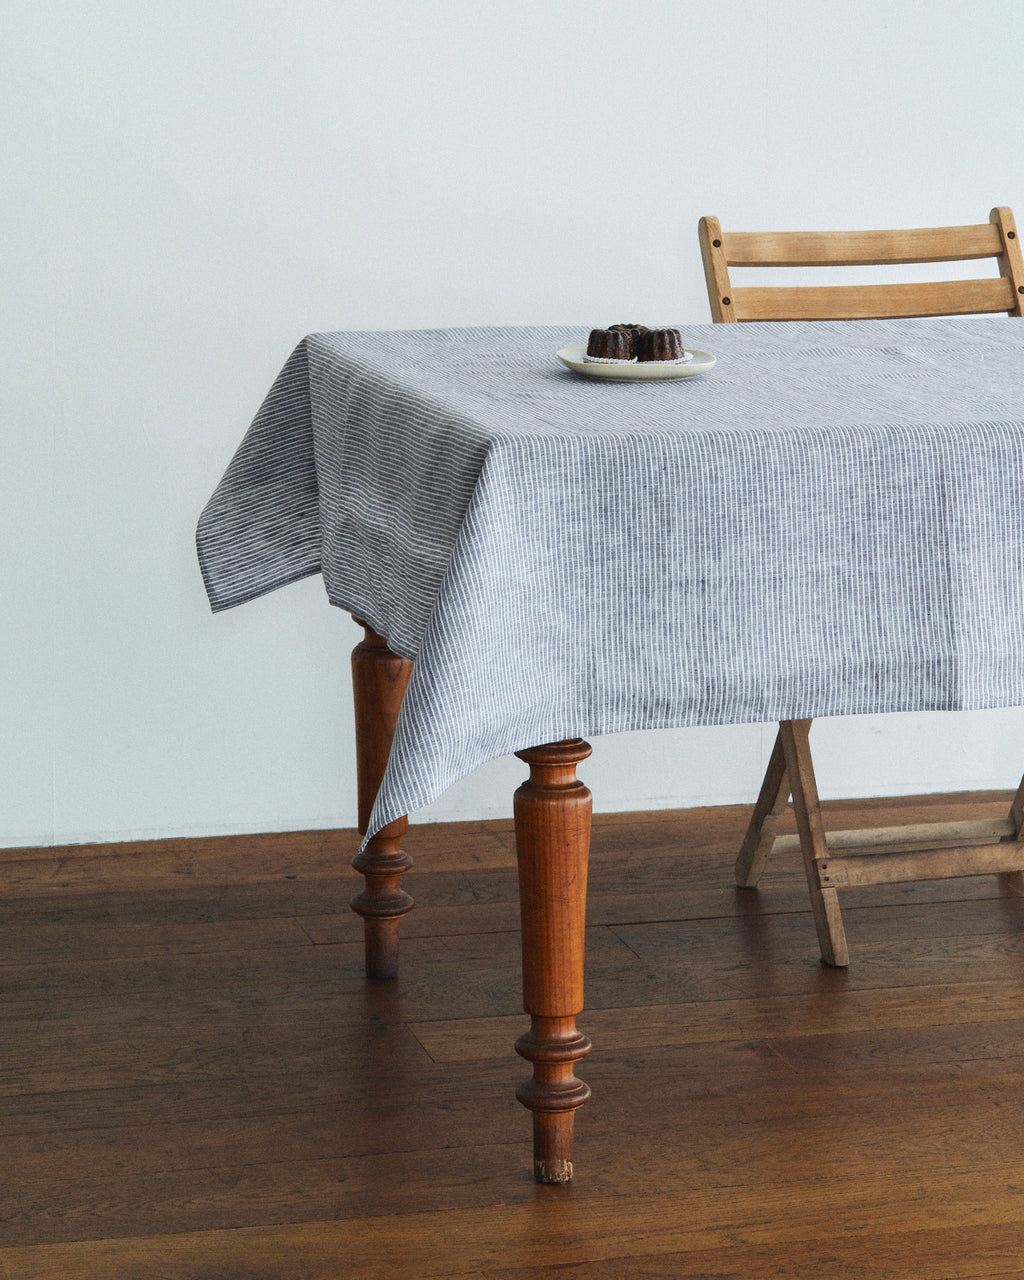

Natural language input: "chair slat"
[772,816,1015,858]
[816,841,1024,889]
[723,223,1004,267]
[732,276,1015,322]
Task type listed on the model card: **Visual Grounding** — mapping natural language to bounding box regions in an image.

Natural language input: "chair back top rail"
[722,223,1005,267]
[698,207,1024,322]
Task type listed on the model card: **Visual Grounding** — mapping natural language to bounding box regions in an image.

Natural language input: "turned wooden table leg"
[513,739,593,1184]
[350,618,414,979]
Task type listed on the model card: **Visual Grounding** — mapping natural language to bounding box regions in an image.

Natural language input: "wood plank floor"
[3,795,1024,1278]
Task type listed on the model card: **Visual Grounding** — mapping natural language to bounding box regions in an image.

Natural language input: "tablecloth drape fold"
[197,341,321,612]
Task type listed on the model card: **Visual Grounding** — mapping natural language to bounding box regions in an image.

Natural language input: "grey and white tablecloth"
[197,318,1024,839]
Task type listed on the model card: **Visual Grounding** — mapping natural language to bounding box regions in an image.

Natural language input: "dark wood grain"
[2,795,1024,1276]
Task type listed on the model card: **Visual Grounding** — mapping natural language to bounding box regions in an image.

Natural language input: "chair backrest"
[698,208,1024,323]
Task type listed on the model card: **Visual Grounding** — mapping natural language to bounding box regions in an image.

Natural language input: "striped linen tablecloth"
[197,317,1024,839]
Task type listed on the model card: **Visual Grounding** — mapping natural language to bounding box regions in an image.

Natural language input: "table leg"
[350,618,414,979]
[513,739,593,1184]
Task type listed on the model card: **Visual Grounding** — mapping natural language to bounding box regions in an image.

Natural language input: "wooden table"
[197,319,1024,1184]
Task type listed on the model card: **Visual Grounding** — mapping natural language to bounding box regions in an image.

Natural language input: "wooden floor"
[3,795,1024,1279]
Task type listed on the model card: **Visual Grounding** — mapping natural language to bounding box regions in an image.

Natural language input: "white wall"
[5,0,1024,848]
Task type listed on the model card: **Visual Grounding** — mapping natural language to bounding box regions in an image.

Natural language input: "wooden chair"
[698,209,1024,965]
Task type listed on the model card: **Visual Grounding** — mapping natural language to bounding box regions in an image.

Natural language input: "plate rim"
[556,345,716,380]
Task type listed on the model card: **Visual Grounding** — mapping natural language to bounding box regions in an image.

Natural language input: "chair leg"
[999,772,1024,890]
[1009,771,1024,839]
[779,719,849,968]
[735,726,792,887]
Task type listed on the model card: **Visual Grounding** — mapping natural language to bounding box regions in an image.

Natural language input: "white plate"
[556,346,716,381]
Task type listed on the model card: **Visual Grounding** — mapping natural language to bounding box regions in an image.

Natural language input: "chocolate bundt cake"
[609,323,650,344]
[637,328,686,362]
[586,328,635,361]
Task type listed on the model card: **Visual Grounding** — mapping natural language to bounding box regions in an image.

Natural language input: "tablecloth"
[197,318,1024,839]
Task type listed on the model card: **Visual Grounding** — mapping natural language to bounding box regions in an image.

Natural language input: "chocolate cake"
[609,323,650,345]
[637,328,686,362]
[586,328,635,361]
